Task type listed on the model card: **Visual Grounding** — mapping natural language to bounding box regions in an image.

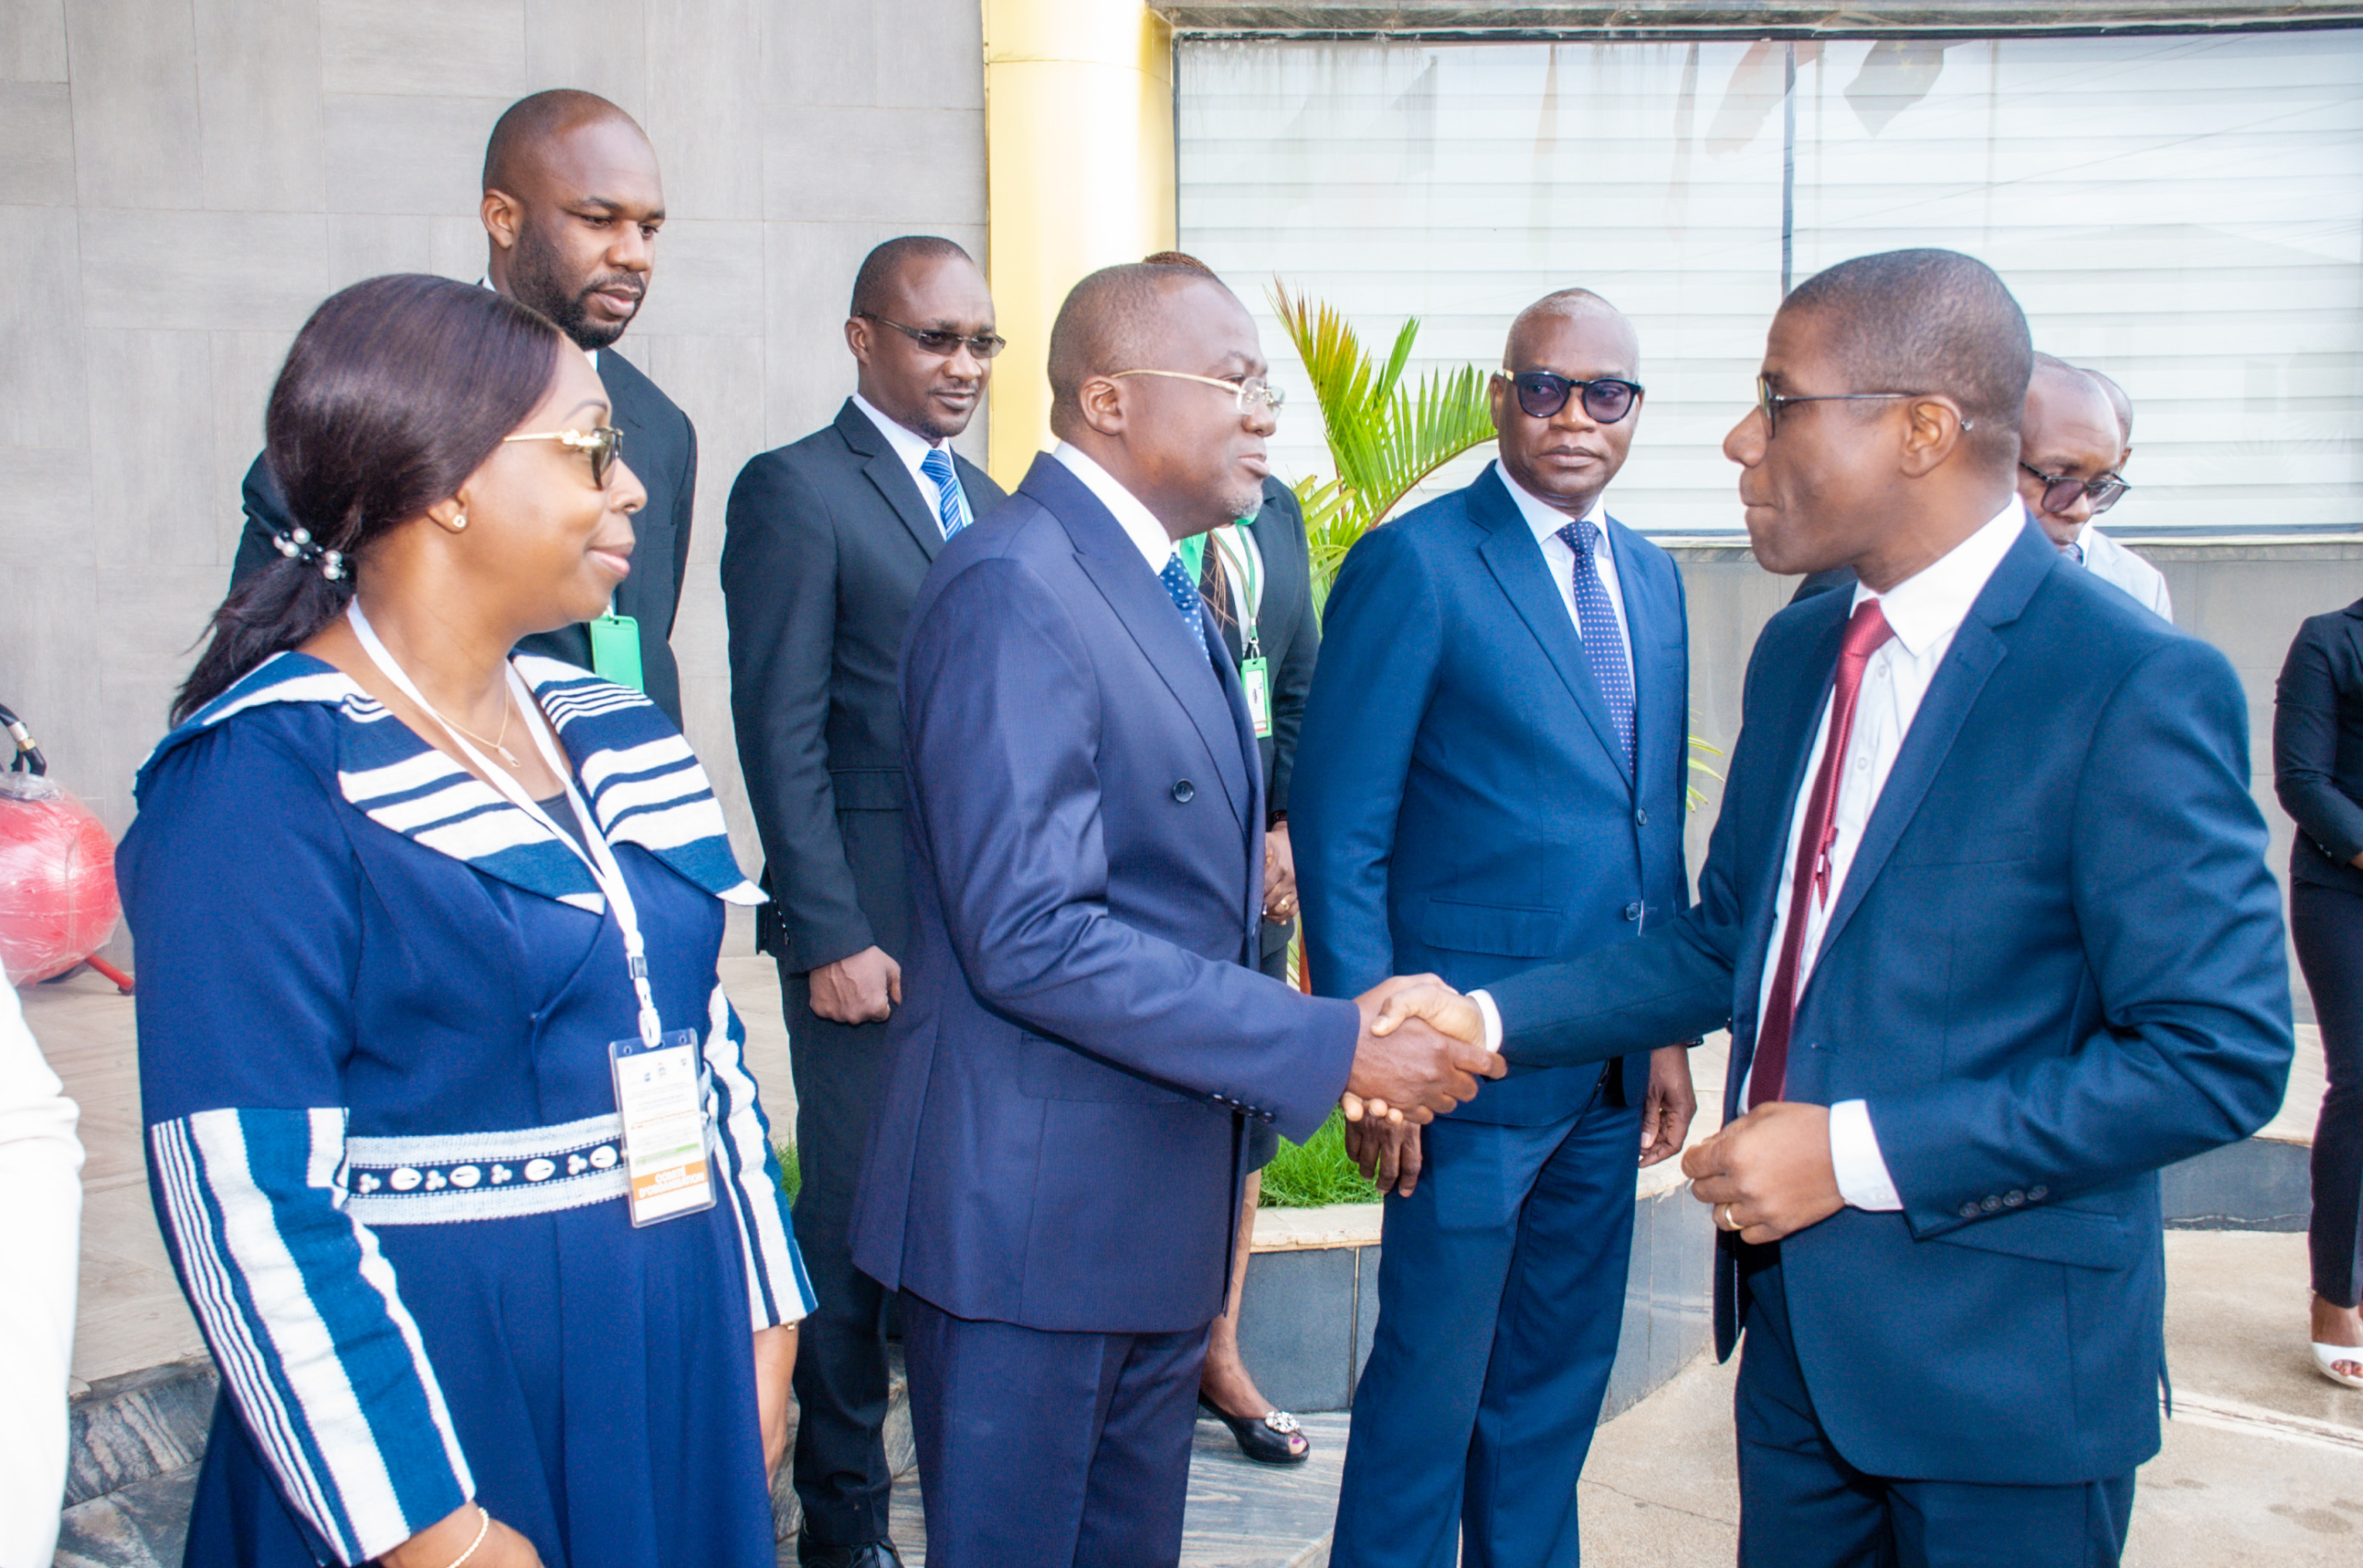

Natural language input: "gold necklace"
[426,688,522,769]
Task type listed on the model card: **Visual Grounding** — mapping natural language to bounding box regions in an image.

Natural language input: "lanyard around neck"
[346,603,666,1047]
[1207,524,1262,650]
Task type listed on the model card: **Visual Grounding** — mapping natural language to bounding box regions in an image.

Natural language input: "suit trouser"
[899,1291,1208,1568]
[1733,1248,2135,1568]
[780,963,898,1547]
[1331,1079,1639,1568]
[2293,880,2363,1309]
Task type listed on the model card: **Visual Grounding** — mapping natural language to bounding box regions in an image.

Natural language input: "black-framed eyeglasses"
[1505,370,1644,425]
[858,312,1007,360]
[503,425,624,488]
[1755,374,1973,436]
[2020,461,2129,517]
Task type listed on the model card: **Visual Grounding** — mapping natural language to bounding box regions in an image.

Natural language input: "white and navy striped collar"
[141,652,762,913]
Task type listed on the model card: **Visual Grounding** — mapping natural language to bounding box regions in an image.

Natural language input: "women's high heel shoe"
[2312,1342,2363,1390]
[1197,1393,1312,1465]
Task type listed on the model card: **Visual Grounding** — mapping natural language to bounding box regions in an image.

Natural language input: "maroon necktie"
[1748,599,1895,1110]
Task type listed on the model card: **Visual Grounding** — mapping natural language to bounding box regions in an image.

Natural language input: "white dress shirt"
[1496,463,1633,672]
[1472,498,2028,1213]
[2074,523,2174,623]
[0,980,81,1568]
[855,392,968,536]
[1051,442,1176,576]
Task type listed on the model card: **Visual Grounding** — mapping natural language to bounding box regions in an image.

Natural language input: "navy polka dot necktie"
[1557,518,1635,771]
[1158,551,1206,648]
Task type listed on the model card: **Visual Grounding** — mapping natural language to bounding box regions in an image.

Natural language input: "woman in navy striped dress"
[120,275,811,1568]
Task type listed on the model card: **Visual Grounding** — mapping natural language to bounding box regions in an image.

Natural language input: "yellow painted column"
[982,0,1176,487]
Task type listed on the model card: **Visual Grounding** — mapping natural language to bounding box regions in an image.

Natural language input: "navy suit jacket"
[1293,463,1690,1121]
[1479,519,2292,1484]
[849,454,1362,1335]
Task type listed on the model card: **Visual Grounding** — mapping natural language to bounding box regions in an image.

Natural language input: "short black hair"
[1781,248,2032,449]
[1045,261,1232,425]
[482,89,642,194]
[850,236,977,318]
[1143,250,1218,277]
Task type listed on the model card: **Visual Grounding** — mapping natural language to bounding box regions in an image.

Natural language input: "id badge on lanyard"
[1211,526,1272,738]
[346,602,716,1227]
[609,1029,716,1226]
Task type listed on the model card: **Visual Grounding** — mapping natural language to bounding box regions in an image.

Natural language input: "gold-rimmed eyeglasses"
[1109,369,1285,417]
[503,425,624,487]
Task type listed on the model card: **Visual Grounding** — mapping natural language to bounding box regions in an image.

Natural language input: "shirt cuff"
[1469,989,1505,1055]
[1829,1099,1903,1212]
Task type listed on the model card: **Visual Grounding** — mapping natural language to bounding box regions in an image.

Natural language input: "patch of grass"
[1258,1108,1380,1208]
[776,1141,800,1203]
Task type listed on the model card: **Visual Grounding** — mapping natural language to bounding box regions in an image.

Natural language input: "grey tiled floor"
[883,1411,1351,1568]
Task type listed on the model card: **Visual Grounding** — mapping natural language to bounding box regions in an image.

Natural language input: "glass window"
[1178,31,2363,534]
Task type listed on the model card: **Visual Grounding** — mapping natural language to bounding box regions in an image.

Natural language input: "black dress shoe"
[798,1540,906,1568]
[1197,1393,1313,1466]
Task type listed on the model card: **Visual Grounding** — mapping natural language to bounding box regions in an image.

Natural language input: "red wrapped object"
[0,772,122,987]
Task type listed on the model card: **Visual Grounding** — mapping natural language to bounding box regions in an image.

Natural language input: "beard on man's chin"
[510,226,641,352]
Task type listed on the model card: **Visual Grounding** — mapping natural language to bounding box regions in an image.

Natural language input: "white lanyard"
[1212,524,1266,644]
[346,603,666,1049]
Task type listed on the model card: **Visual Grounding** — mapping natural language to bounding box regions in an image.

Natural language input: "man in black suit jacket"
[720,237,1004,1568]
[229,90,699,724]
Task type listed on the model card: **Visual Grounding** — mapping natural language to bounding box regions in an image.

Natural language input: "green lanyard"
[1205,524,1271,737]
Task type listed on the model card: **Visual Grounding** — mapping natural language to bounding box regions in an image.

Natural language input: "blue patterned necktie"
[1158,551,1206,647]
[1557,518,1635,771]
[919,447,969,539]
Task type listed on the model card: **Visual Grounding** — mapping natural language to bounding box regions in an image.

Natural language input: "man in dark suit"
[720,235,1004,1568]
[1293,289,1697,1568]
[229,90,699,724]
[849,261,1502,1568]
[1378,250,2293,1564]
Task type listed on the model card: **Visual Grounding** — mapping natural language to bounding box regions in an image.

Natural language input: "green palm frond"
[1270,281,1499,602]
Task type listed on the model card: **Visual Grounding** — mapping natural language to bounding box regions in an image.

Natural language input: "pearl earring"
[450,509,467,532]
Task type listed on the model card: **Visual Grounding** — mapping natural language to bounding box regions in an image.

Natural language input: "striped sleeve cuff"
[149,1107,471,1566]
[703,986,817,1330]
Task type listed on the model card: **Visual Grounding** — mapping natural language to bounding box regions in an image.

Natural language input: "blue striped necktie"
[919,447,969,538]
[1557,518,1635,771]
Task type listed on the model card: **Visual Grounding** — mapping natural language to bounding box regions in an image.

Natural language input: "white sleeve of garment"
[1829,1098,1904,1212]
[1470,989,1505,1054]
[0,983,82,1568]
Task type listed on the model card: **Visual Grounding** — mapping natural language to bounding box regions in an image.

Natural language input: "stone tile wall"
[0,1,989,922]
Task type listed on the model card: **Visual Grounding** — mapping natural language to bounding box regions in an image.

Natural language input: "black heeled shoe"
[1197,1392,1312,1465]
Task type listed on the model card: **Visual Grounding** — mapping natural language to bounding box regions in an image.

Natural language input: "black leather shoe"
[1197,1393,1313,1465]
[798,1541,906,1568]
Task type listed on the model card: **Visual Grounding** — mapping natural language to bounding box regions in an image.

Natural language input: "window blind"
[1177,30,2363,534]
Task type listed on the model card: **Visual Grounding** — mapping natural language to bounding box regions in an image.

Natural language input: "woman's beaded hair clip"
[270,525,348,582]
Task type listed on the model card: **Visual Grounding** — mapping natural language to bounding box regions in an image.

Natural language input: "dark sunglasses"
[1505,370,1644,424]
[503,425,624,488]
[858,312,1007,361]
[2021,461,2129,517]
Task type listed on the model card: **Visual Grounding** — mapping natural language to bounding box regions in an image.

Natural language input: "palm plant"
[1268,281,1497,608]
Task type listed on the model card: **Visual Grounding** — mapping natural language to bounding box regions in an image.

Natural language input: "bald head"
[2082,365,2134,454]
[1504,289,1637,373]
[479,90,664,352]
[2020,355,2126,546]
[1046,262,1272,535]
[484,90,647,195]
[1047,263,1240,428]
[1781,248,2032,461]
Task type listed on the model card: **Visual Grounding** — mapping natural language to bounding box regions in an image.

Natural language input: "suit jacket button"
[1623,902,1643,921]
[1635,808,1649,827]
[1980,1195,2002,1213]
[1959,1203,1980,1219]
[2028,1186,2048,1202]
[2005,1190,2025,1207]
[1172,780,1195,803]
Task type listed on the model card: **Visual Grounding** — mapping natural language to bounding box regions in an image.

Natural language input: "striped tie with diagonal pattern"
[919,446,969,539]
